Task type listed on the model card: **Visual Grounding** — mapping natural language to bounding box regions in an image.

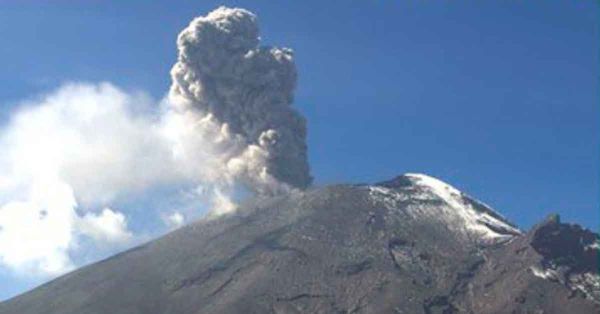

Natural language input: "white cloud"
[210,188,238,216]
[0,83,148,276]
[0,181,76,276]
[162,211,185,229]
[77,208,133,244]
[0,83,177,204]
[0,81,257,276]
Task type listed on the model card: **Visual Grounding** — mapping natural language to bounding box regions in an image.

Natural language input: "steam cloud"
[0,6,311,276]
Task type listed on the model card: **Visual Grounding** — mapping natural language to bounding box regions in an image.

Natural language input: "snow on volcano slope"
[367,173,521,245]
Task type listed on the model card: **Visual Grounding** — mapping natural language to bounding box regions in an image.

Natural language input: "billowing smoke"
[168,6,311,193]
[0,6,311,276]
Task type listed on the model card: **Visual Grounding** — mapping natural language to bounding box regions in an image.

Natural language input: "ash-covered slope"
[1,174,597,314]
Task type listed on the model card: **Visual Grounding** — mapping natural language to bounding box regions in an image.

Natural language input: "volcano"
[1,174,597,314]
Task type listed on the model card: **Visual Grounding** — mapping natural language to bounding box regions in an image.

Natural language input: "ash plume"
[168,6,312,193]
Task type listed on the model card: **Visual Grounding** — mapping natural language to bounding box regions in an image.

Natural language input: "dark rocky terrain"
[0,174,597,314]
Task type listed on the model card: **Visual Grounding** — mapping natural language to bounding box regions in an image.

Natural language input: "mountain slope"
[0,174,597,314]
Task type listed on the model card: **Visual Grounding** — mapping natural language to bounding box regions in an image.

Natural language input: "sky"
[0,0,598,300]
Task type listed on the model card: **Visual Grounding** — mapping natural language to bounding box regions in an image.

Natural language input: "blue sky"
[0,1,598,300]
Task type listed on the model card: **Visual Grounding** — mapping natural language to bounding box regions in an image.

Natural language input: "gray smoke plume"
[168,6,312,193]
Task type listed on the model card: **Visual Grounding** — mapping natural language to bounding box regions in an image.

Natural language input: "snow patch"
[531,264,600,303]
[585,241,599,251]
[570,272,600,303]
[530,266,559,281]
[368,173,521,244]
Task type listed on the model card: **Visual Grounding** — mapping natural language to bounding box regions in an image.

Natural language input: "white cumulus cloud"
[162,211,185,229]
[0,181,77,276]
[77,208,133,244]
[0,83,150,275]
